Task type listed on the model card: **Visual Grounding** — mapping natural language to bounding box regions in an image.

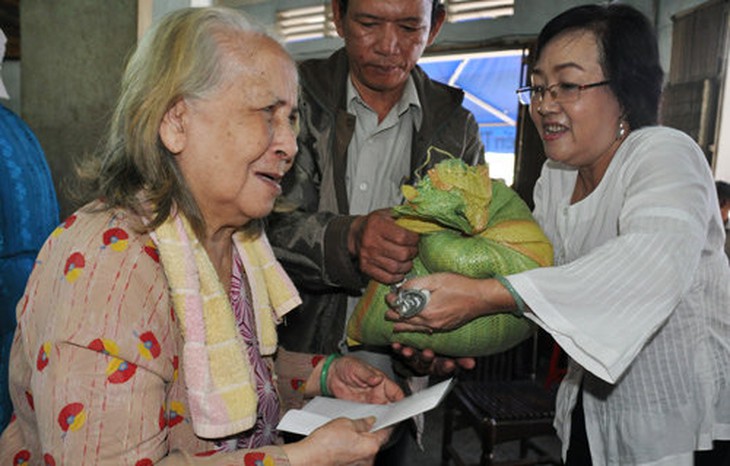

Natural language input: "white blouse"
[508,126,730,465]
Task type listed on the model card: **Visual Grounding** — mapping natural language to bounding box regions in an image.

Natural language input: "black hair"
[717,181,730,203]
[533,3,664,130]
[336,0,444,27]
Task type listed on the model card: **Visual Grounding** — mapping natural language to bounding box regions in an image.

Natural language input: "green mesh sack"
[346,158,553,357]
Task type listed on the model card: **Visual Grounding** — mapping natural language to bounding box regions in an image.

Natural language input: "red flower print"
[88,339,104,353]
[135,459,153,466]
[106,358,137,384]
[290,378,305,392]
[58,402,86,432]
[88,338,119,356]
[25,391,34,411]
[159,401,186,429]
[311,355,324,367]
[195,450,218,457]
[137,331,161,360]
[144,239,159,263]
[36,342,51,371]
[13,449,30,464]
[159,406,166,431]
[51,215,76,237]
[43,453,56,466]
[167,401,185,428]
[63,252,85,283]
[171,355,179,382]
[244,451,274,466]
[102,227,129,252]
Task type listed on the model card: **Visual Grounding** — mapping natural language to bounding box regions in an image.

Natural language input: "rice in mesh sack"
[346,156,553,357]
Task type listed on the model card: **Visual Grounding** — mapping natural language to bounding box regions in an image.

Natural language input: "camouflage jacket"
[267,48,484,354]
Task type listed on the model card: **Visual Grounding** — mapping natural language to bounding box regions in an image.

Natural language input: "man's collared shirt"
[342,75,422,351]
[345,75,422,216]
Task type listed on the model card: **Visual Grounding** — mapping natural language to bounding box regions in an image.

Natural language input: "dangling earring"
[617,121,626,140]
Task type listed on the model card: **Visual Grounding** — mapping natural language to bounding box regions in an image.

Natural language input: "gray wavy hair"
[77,7,283,238]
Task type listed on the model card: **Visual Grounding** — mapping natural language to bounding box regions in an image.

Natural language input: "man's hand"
[392,343,476,377]
[348,208,419,284]
[327,356,405,404]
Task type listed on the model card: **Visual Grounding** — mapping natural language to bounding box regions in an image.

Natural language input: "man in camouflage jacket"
[267,48,484,356]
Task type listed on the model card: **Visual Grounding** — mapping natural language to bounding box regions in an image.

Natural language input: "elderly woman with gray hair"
[0,7,402,465]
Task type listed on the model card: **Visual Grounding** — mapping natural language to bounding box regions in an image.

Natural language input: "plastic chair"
[440,332,560,466]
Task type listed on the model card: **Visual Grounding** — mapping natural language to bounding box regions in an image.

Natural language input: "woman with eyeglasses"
[385,4,730,465]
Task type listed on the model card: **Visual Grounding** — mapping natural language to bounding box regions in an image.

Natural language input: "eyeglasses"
[516,80,611,106]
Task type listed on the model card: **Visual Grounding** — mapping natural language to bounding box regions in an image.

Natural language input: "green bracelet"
[493,275,526,317]
[319,353,340,397]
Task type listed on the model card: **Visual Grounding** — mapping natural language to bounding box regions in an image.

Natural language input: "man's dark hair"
[717,181,730,204]
[336,0,444,27]
[533,4,664,130]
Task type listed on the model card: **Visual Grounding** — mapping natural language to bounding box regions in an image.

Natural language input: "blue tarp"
[419,53,523,153]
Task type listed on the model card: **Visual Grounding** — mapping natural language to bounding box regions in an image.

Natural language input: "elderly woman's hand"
[327,356,405,404]
[385,273,506,334]
[284,417,390,466]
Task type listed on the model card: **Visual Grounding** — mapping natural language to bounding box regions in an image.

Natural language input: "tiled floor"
[402,402,562,466]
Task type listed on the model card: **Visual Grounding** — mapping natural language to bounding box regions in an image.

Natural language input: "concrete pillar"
[21,0,139,217]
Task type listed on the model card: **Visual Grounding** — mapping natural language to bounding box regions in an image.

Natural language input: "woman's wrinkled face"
[162,34,299,231]
[529,29,623,170]
[334,0,440,97]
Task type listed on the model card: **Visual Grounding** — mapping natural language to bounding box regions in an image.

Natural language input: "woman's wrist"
[492,275,527,316]
[304,353,341,397]
[319,353,341,397]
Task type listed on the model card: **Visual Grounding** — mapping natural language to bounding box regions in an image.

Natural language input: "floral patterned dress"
[0,205,319,465]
